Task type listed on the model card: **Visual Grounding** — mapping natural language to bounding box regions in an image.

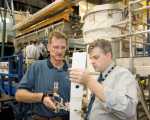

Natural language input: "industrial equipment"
[0,53,24,96]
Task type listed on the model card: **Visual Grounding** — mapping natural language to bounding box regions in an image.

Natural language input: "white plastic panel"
[70,52,87,120]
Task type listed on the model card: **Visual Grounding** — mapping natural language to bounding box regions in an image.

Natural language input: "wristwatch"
[41,93,47,102]
[41,92,53,102]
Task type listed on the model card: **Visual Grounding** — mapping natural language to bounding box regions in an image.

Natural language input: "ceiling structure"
[0,0,102,14]
[0,0,52,13]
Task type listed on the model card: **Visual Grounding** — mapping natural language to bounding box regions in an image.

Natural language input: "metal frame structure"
[111,0,150,119]
[110,0,150,58]
[110,0,150,71]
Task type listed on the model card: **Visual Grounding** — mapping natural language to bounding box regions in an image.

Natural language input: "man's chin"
[94,68,101,72]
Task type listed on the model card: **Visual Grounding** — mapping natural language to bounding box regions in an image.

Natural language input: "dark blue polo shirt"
[17,58,70,118]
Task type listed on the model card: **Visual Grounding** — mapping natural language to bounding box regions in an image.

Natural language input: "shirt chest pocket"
[34,73,55,92]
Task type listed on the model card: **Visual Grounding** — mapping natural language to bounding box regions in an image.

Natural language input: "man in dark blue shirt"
[15,31,70,120]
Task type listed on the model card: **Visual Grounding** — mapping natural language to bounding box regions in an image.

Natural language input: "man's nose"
[57,48,64,53]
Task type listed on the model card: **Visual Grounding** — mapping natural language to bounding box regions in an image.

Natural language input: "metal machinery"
[0,53,24,96]
[0,53,24,120]
[136,74,150,120]
[13,0,85,64]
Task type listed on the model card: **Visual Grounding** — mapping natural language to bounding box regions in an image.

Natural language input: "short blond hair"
[48,31,68,44]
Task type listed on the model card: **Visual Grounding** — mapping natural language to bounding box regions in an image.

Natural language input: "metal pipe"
[129,0,144,5]
[128,1,134,73]
[119,40,122,57]
[16,7,73,36]
[15,21,63,42]
[112,29,150,39]
[111,20,129,26]
[13,0,80,31]
[133,5,150,12]
[10,0,16,37]
[5,0,11,12]
[112,38,150,47]
[11,0,15,25]
[1,1,7,58]
[0,7,27,14]
[128,1,133,58]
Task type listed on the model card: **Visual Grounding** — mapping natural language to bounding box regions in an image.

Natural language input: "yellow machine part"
[16,7,73,36]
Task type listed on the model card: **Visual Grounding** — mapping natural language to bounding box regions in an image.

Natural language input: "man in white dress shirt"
[69,39,138,120]
[25,40,40,68]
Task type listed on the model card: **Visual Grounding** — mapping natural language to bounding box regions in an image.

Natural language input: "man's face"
[47,36,67,61]
[89,47,112,72]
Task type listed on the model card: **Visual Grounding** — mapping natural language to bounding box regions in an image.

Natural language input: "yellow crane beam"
[13,0,80,31]
[16,8,73,36]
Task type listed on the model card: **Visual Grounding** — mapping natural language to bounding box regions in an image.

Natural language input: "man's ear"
[47,44,50,52]
[106,52,112,58]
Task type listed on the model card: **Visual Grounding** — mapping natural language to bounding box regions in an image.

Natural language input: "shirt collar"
[47,57,68,71]
[102,62,116,79]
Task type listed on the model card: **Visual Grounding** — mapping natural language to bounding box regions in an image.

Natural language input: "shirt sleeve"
[102,71,138,119]
[17,64,35,90]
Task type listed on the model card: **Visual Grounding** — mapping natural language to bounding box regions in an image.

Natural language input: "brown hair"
[88,39,112,55]
[48,31,68,44]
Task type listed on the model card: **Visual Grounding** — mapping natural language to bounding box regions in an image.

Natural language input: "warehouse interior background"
[0,0,150,120]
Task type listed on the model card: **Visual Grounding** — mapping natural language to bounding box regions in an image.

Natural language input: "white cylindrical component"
[83,3,123,44]
[82,3,126,58]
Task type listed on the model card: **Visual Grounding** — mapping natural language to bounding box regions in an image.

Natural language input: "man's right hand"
[42,96,56,110]
[69,68,90,85]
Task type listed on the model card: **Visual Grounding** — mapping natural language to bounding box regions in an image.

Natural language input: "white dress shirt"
[25,44,40,60]
[89,63,138,120]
